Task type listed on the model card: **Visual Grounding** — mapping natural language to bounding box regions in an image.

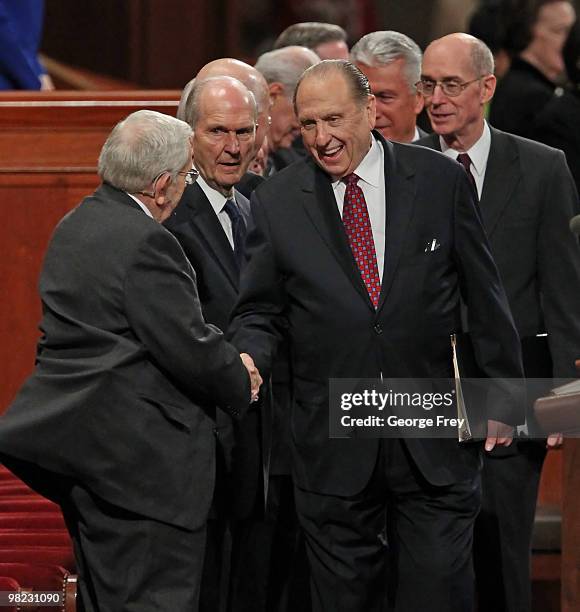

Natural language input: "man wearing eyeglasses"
[0,110,261,611]
[418,33,580,612]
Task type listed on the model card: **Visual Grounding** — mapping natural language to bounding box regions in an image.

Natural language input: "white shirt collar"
[439,120,491,179]
[127,192,154,218]
[332,135,382,192]
[196,174,232,214]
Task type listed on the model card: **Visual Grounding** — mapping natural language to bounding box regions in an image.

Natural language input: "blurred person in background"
[350,30,426,143]
[0,0,53,89]
[468,1,513,78]
[490,0,576,138]
[535,21,580,195]
[274,21,349,60]
[254,46,319,173]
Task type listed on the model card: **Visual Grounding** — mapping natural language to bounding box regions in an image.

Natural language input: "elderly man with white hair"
[0,109,260,612]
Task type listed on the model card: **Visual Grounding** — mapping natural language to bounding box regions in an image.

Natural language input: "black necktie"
[456,153,478,196]
[223,198,247,267]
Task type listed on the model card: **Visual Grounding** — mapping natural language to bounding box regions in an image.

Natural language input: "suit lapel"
[377,139,416,311]
[185,184,239,288]
[300,160,373,308]
[479,128,521,237]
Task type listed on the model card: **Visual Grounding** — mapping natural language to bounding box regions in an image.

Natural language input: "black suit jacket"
[231,133,524,496]
[418,127,580,379]
[489,57,556,140]
[534,89,580,197]
[0,184,250,530]
[164,183,262,518]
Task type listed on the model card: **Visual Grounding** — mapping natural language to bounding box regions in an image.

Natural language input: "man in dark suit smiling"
[230,60,524,612]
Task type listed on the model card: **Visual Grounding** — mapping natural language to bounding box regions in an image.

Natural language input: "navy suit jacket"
[165,183,262,518]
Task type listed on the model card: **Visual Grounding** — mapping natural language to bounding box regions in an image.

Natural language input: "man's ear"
[481,74,497,105]
[153,172,172,208]
[414,92,425,115]
[269,82,285,102]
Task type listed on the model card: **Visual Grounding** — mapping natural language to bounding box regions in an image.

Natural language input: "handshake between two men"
[240,352,262,403]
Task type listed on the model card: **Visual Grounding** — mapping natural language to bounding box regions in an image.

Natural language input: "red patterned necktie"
[342,173,381,308]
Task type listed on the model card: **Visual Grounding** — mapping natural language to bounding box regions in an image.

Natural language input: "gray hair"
[184,76,258,128]
[274,22,347,51]
[294,59,371,113]
[98,110,192,193]
[470,37,495,76]
[176,77,195,121]
[350,31,422,92]
[255,46,320,94]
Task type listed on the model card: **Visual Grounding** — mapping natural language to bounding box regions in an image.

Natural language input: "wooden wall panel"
[0,91,180,413]
[1,173,99,408]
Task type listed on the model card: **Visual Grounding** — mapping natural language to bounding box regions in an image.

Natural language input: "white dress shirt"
[331,136,387,281]
[439,121,492,199]
[127,193,154,218]
[197,175,235,248]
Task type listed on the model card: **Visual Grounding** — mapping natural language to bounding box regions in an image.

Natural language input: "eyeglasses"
[415,77,485,97]
[136,168,199,198]
[177,167,199,186]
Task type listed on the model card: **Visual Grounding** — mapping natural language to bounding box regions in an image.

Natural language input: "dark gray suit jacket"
[418,126,580,379]
[0,183,250,530]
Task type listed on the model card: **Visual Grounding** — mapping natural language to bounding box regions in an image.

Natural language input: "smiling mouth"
[319,145,343,161]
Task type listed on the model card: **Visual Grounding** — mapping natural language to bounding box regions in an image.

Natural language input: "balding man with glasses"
[418,33,580,612]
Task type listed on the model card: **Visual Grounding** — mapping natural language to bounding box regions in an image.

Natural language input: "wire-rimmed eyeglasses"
[137,167,199,198]
[415,77,485,97]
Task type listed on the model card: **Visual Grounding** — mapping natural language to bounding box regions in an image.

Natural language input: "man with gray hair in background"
[254,46,319,172]
[274,21,349,60]
[0,109,260,611]
[351,31,426,143]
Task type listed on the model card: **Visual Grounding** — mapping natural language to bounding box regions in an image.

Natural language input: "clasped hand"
[240,353,262,402]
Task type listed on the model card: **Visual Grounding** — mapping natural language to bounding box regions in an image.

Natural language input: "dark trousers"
[60,485,206,612]
[201,475,310,612]
[294,440,481,612]
[227,475,311,612]
[474,440,546,612]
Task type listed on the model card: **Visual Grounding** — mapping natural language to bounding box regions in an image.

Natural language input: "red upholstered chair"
[0,575,19,612]
[0,465,77,609]
[0,512,67,530]
[0,563,76,612]
[0,548,75,569]
[0,498,61,513]
[0,531,71,547]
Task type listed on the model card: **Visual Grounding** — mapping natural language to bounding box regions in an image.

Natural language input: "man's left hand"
[485,419,514,451]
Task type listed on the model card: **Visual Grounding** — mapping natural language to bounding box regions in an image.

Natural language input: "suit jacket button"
[374,324,383,335]
[213,428,220,438]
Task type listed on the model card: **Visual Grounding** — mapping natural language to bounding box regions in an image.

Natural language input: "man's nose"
[314,123,331,147]
[430,83,446,105]
[224,132,240,153]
